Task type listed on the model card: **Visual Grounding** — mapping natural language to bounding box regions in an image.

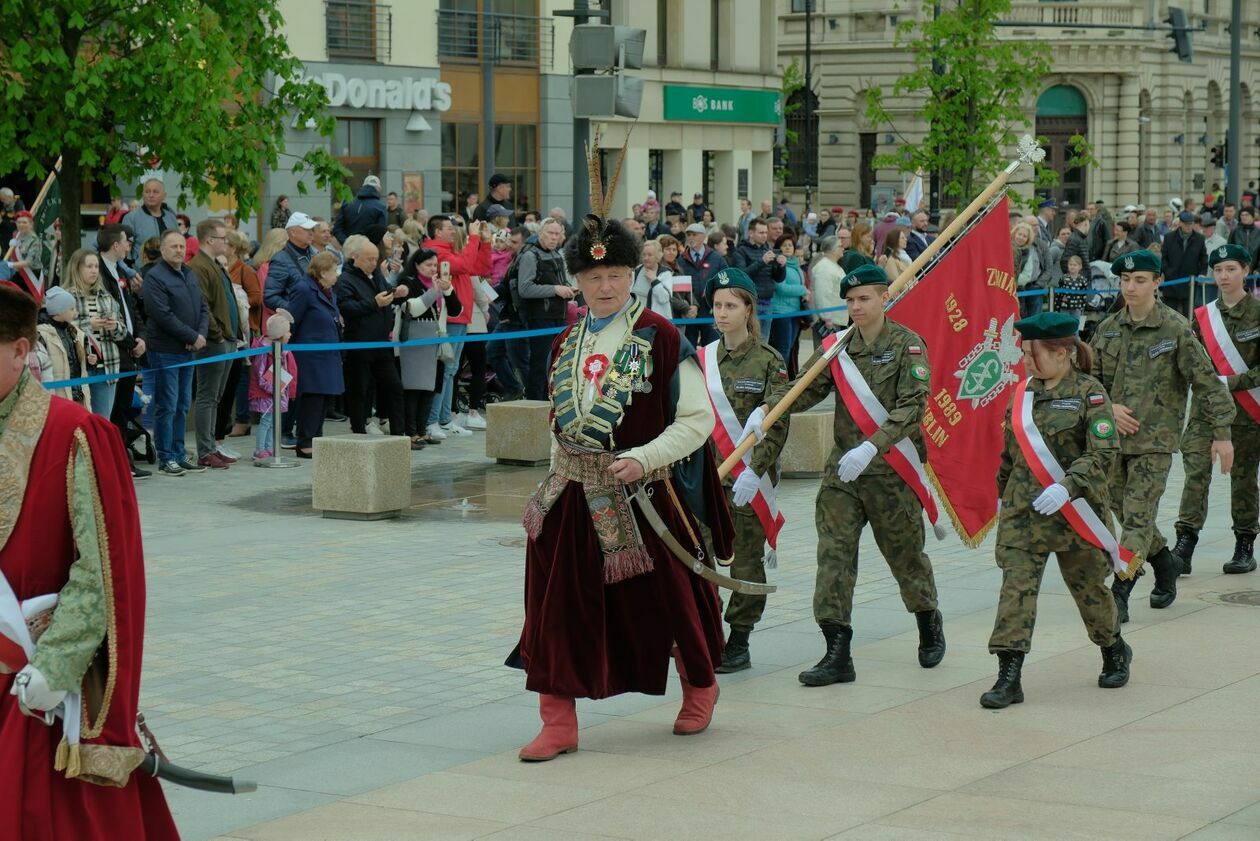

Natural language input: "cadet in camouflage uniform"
[1173,243,1260,576]
[981,312,1129,710]
[787,263,944,686]
[1090,249,1235,622]
[699,268,791,673]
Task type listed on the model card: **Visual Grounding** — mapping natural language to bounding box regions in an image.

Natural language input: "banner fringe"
[924,462,997,549]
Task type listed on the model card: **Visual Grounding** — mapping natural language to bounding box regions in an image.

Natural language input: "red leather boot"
[518,694,578,761]
[672,647,719,735]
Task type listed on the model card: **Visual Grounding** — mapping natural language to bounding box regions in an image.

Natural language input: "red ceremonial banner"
[892,196,1022,546]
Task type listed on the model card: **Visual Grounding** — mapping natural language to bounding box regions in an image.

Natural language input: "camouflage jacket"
[1090,303,1234,453]
[996,370,1119,552]
[1187,294,1260,430]
[794,317,930,475]
[706,335,791,482]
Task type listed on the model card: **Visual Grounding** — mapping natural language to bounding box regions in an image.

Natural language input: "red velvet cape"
[517,309,735,699]
[0,390,178,840]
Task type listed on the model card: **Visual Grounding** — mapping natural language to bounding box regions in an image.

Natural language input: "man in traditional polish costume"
[511,149,736,761]
[0,283,179,839]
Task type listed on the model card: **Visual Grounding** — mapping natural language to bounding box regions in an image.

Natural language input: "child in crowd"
[249,311,298,461]
[1055,253,1090,327]
[34,286,97,409]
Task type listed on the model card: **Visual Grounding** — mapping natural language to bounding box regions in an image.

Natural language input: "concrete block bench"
[311,434,411,520]
[780,409,833,478]
[486,400,552,466]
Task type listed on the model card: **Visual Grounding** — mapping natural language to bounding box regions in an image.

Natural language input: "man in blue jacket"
[264,212,319,311]
[333,175,387,242]
[144,229,209,476]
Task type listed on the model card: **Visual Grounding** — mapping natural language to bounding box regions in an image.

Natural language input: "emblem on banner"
[953,315,1021,408]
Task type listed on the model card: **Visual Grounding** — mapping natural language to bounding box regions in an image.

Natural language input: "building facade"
[778,0,1260,213]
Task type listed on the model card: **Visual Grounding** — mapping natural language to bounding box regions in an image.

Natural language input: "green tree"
[863,0,1051,206]
[0,0,347,263]
[775,58,805,185]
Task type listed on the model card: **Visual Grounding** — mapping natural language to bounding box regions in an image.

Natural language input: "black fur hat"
[564,216,641,274]
[563,126,639,274]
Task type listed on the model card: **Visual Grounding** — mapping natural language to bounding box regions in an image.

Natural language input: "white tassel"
[932,522,948,541]
[763,547,777,569]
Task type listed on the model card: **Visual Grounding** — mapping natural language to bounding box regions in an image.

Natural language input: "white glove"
[731,470,760,507]
[1032,483,1070,516]
[10,664,66,713]
[741,406,767,443]
[837,441,878,483]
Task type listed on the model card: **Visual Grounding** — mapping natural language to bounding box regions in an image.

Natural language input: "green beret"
[705,266,758,301]
[840,263,890,297]
[1110,249,1161,277]
[1208,243,1252,268]
[1015,311,1080,341]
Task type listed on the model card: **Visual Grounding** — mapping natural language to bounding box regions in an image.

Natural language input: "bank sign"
[662,85,782,124]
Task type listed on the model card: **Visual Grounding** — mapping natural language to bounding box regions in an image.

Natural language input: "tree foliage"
[775,58,805,185]
[863,0,1052,206]
[0,0,347,259]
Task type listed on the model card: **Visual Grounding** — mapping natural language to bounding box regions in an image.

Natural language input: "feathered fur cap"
[564,127,641,274]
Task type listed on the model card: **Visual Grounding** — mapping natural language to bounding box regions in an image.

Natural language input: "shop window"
[649,149,664,200]
[441,122,482,213]
[326,0,392,63]
[783,87,819,187]
[334,118,380,193]
[494,124,537,214]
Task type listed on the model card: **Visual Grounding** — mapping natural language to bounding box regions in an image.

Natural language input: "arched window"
[1035,84,1088,207]
[783,87,819,187]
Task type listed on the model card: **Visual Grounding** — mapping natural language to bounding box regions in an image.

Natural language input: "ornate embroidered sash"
[1195,303,1260,425]
[0,374,51,555]
[1011,379,1134,576]
[697,340,784,548]
[821,333,943,531]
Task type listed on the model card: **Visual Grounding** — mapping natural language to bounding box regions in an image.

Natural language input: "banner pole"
[717,135,1046,479]
[3,156,61,262]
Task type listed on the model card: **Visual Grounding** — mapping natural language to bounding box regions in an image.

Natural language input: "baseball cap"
[684,222,707,235]
[1200,213,1216,227]
[362,174,381,189]
[286,211,318,230]
[645,190,657,200]
[1122,204,1137,213]
[1178,210,1196,223]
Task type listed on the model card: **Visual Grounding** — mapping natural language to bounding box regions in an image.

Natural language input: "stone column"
[1115,75,1141,205]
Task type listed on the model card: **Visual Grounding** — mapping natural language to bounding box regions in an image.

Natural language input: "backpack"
[496,252,524,320]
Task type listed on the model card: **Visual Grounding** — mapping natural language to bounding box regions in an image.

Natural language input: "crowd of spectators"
[8,169,1260,479]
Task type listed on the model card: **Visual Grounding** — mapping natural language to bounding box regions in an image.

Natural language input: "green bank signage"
[662,85,782,124]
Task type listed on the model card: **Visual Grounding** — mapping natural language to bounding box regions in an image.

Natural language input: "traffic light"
[1166,7,1192,62]
[570,24,646,119]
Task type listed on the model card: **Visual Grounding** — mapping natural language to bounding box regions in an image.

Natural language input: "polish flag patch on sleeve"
[908,345,922,356]
[1088,393,1105,407]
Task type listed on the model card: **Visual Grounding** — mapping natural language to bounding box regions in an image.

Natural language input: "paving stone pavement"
[133,408,1260,840]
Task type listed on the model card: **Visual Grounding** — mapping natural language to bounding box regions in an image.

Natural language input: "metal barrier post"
[256,339,298,469]
[1047,285,1055,312]
[1187,275,1196,318]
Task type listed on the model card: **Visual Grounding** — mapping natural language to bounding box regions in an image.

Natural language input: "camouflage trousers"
[989,545,1120,653]
[1176,419,1260,536]
[1108,452,1173,568]
[813,472,938,627]
[724,487,769,632]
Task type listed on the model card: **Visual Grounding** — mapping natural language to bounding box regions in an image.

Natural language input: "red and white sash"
[1195,303,1260,425]
[1010,380,1133,576]
[821,333,943,534]
[698,341,785,548]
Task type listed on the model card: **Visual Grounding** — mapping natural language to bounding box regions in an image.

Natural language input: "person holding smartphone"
[62,248,127,418]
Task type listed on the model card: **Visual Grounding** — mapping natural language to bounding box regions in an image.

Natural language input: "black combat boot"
[915,609,946,669]
[798,625,855,686]
[1148,547,1179,609]
[979,650,1025,709]
[716,628,752,673]
[1098,636,1132,689]
[1172,528,1198,576]
[1110,570,1140,624]
[1223,530,1258,574]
